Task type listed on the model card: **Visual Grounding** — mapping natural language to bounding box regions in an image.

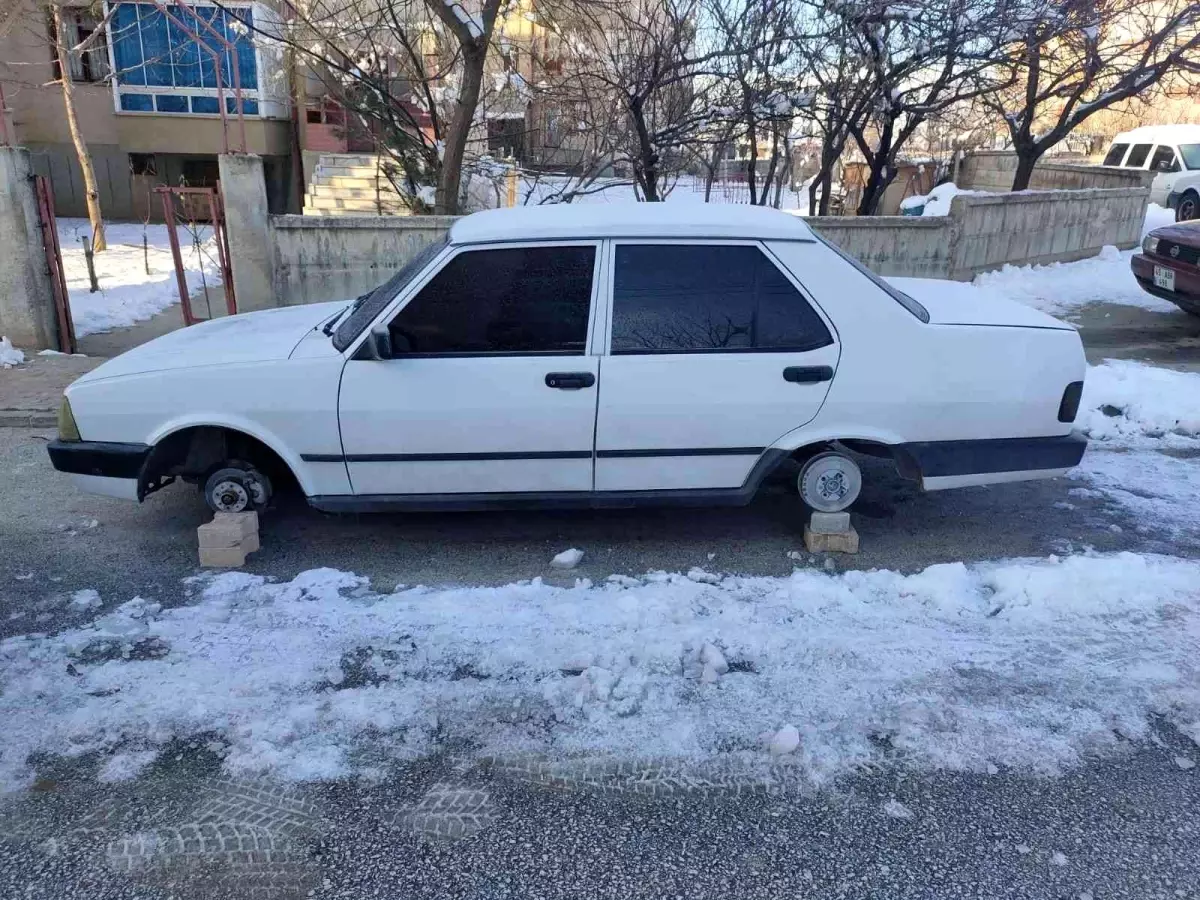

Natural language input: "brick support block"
[804,524,860,554]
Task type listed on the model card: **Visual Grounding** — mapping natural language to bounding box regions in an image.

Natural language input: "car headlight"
[1143,235,1159,255]
[57,396,81,442]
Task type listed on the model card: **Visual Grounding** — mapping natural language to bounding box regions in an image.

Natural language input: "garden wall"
[958,151,1155,193]
[252,183,1150,308]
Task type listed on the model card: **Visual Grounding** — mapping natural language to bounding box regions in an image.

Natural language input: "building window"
[110,3,259,115]
[49,9,112,83]
[129,153,157,176]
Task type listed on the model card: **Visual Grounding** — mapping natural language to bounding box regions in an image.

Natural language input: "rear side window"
[387,245,595,355]
[1124,144,1152,167]
[1149,145,1180,172]
[610,244,833,354]
[1102,143,1128,166]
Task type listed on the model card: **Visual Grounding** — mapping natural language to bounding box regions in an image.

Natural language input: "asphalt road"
[0,425,1157,638]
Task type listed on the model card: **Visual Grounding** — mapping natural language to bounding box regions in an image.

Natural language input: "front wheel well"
[139,426,297,499]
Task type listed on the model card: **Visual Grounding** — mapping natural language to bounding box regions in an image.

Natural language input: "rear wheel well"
[140,426,297,499]
[791,439,919,481]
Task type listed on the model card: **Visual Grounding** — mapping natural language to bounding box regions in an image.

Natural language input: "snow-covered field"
[893,204,1179,316]
[58,219,224,337]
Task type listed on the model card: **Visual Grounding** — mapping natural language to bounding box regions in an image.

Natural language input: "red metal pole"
[0,80,10,145]
[146,0,230,154]
[159,189,197,325]
[173,0,248,152]
[207,187,237,315]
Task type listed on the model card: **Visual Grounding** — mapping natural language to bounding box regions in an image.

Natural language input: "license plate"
[1154,265,1176,291]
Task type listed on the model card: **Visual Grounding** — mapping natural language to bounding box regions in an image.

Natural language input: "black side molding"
[783,365,833,384]
[47,440,151,479]
[309,449,791,513]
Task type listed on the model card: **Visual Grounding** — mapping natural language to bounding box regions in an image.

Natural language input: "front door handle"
[545,371,596,390]
[783,365,834,384]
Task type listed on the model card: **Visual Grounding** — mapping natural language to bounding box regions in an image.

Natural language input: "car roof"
[1109,124,1200,146]
[448,202,817,245]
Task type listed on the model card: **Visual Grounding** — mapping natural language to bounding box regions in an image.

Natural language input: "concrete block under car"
[803,524,860,554]
[808,511,851,534]
[198,511,260,567]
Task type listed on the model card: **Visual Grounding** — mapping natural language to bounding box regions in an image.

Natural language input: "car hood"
[75,302,346,382]
[889,277,1074,330]
[1151,220,1200,245]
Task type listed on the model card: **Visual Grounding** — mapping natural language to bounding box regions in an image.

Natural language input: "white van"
[1101,124,1200,212]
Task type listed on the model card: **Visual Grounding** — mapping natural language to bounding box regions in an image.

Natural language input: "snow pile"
[891,205,1180,315]
[1080,360,1200,445]
[1074,450,1200,542]
[0,336,25,368]
[58,219,224,337]
[900,182,991,216]
[3,554,1200,790]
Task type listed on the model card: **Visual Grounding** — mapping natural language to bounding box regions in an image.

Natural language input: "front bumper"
[1130,252,1200,313]
[47,440,151,479]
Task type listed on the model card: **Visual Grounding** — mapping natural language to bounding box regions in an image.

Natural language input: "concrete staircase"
[303,153,412,216]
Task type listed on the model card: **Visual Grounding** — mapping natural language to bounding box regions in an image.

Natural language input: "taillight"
[1058,381,1083,423]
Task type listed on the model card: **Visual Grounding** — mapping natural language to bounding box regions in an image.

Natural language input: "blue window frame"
[120,93,154,112]
[110,4,257,93]
[155,94,189,113]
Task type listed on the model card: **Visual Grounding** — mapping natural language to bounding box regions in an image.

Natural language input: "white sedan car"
[49,204,1087,515]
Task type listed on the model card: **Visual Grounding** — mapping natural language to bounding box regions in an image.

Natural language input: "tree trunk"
[435,42,486,214]
[1010,148,1040,191]
[629,99,659,201]
[745,116,758,206]
[818,168,833,215]
[52,4,105,251]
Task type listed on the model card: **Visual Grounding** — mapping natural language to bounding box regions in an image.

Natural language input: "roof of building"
[448,202,816,245]
[1109,124,1200,146]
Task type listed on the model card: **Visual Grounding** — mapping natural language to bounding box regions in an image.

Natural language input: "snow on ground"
[1074,449,1200,543]
[891,204,1180,316]
[1080,360,1200,446]
[0,336,25,368]
[516,173,814,212]
[3,553,1200,790]
[58,219,223,337]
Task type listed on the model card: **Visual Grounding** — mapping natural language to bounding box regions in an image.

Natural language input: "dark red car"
[1131,221,1200,316]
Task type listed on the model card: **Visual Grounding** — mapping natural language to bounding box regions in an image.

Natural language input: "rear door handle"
[783,365,834,384]
[545,371,596,390]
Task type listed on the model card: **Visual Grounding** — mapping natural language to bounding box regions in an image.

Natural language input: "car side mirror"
[369,325,392,360]
[1156,160,1175,173]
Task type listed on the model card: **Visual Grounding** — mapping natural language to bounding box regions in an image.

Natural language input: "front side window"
[1124,143,1152,167]
[1102,143,1128,166]
[1149,145,1180,173]
[610,244,833,354]
[1176,144,1200,170]
[387,245,595,355]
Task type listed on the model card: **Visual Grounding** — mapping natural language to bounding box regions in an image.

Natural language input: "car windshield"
[1179,143,1200,170]
[331,234,448,352]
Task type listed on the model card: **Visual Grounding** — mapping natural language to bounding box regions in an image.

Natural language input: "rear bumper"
[896,433,1087,490]
[1130,253,1200,313]
[48,440,150,479]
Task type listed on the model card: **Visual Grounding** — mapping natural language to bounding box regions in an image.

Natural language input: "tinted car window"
[1102,143,1128,166]
[1180,144,1200,170]
[1149,145,1180,172]
[388,245,594,355]
[1124,143,1152,167]
[611,244,833,354]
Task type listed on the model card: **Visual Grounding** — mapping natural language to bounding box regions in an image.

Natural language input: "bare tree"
[48,1,109,250]
[546,0,732,201]
[979,0,1200,190]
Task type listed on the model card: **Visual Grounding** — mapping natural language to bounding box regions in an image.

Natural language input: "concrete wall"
[805,216,951,277]
[946,187,1147,281]
[0,147,58,349]
[224,182,1149,309]
[958,151,1155,193]
[272,214,456,305]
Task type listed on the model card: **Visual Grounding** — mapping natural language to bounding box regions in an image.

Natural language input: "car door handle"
[783,365,834,384]
[545,371,596,390]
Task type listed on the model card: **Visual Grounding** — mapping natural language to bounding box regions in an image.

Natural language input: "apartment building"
[0,0,298,220]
